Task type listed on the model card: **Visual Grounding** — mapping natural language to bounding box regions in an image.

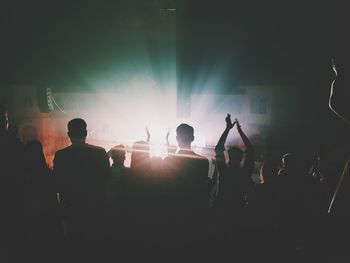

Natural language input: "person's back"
[274,153,310,253]
[25,140,58,210]
[0,105,26,260]
[213,115,255,259]
[163,124,210,253]
[106,144,127,202]
[215,117,254,214]
[24,139,62,258]
[54,142,109,208]
[0,105,25,194]
[277,153,308,216]
[216,159,252,210]
[166,148,209,210]
[53,118,110,253]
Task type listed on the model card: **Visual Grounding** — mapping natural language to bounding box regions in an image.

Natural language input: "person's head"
[282,153,296,170]
[111,144,126,166]
[67,118,87,143]
[130,140,150,169]
[0,104,9,132]
[228,146,243,168]
[176,123,194,149]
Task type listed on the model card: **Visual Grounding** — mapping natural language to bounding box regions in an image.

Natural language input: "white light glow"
[148,126,169,158]
[42,71,269,169]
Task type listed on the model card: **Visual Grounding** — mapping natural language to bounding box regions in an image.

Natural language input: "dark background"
[1,1,348,84]
[1,0,349,157]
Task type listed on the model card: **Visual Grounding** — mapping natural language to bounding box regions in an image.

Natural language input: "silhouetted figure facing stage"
[24,139,62,258]
[276,153,308,252]
[214,114,254,256]
[327,59,350,259]
[106,144,127,202]
[163,123,210,256]
[248,152,281,257]
[105,144,128,244]
[0,105,26,260]
[130,140,151,172]
[328,59,350,218]
[53,118,110,256]
[120,137,153,248]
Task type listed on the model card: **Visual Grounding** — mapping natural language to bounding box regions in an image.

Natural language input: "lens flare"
[148,126,169,158]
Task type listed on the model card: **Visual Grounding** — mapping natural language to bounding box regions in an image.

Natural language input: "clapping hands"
[225,114,236,129]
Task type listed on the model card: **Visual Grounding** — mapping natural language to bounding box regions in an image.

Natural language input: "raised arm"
[235,119,255,175]
[166,129,170,146]
[146,126,151,143]
[166,128,177,155]
[215,113,235,152]
[235,119,253,151]
[329,59,350,124]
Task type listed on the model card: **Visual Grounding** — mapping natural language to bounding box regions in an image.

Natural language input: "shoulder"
[53,146,74,165]
[188,152,209,171]
[193,152,209,163]
[54,146,70,157]
[86,144,107,153]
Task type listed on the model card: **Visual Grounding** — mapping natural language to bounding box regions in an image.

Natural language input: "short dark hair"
[176,123,194,139]
[67,118,87,138]
[228,146,243,160]
[112,144,125,152]
[111,144,126,158]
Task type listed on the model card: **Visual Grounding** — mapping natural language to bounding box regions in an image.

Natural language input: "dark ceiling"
[0,0,349,154]
[0,0,348,89]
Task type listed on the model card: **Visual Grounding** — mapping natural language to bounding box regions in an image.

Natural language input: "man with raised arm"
[214,114,255,254]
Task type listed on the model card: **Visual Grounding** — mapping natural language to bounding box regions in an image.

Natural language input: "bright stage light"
[51,85,260,159]
[147,126,170,158]
[45,56,269,168]
[55,75,179,160]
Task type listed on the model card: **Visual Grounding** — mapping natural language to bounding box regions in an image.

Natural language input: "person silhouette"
[163,123,210,256]
[328,59,350,217]
[326,59,350,259]
[24,139,62,258]
[107,145,127,202]
[0,105,26,260]
[214,114,255,257]
[105,144,127,245]
[53,118,110,256]
[276,153,309,252]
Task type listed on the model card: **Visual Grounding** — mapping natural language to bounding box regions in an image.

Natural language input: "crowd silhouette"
[0,60,349,261]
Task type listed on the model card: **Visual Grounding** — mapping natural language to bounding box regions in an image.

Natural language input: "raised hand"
[331,58,338,78]
[225,113,235,129]
[234,118,241,129]
[146,126,151,142]
[166,129,170,142]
